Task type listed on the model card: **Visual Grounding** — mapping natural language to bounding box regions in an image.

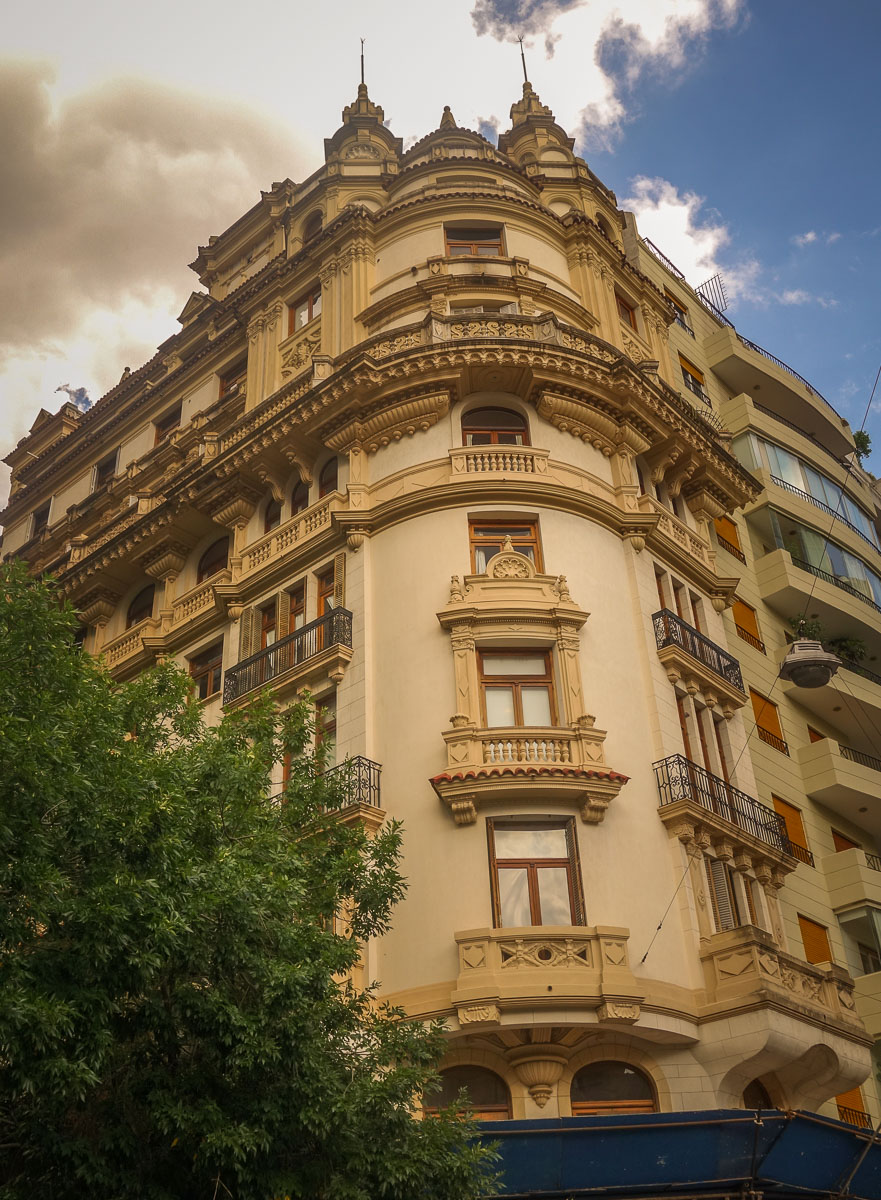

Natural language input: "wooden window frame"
[486,817,584,927]
[218,359,247,401]
[289,583,306,632]
[469,518,543,573]
[444,226,504,257]
[461,407,530,447]
[288,285,322,336]
[31,501,51,538]
[260,601,277,649]
[189,642,223,701]
[264,496,282,534]
[93,449,118,491]
[679,355,708,402]
[126,584,155,629]
[316,567,336,617]
[665,290,693,334]
[424,1066,512,1120]
[318,458,338,498]
[570,1062,657,1117]
[197,537,229,585]
[154,404,182,446]
[616,294,638,330]
[291,478,310,515]
[479,649,556,727]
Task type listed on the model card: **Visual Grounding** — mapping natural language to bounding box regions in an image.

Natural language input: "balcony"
[323,756,384,831]
[781,660,881,750]
[755,549,881,648]
[431,720,629,827]
[652,609,746,717]
[734,624,766,653]
[450,925,645,1028]
[767,475,879,554]
[101,616,162,675]
[699,925,862,1037]
[822,848,881,916]
[797,738,881,839]
[654,755,798,868]
[704,325,852,457]
[448,445,549,477]
[223,608,354,706]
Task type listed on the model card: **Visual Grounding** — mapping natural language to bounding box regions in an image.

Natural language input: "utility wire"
[640,850,700,965]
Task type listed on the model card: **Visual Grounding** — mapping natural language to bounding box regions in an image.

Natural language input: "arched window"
[424,1066,511,1120]
[461,407,529,447]
[743,1079,773,1109]
[570,1062,656,1116]
[291,477,310,514]
[318,458,338,498]
[303,212,323,242]
[264,497,282,534]
[126,584,155,629]
[197,537,229,584]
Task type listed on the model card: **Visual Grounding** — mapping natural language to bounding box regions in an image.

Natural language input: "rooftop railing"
[737,335,839,416]
[223,608,353,704]
[652,609,745,692]
[653,754,795,857]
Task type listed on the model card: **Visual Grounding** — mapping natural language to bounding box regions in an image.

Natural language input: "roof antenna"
[360,37,365,86]
[518,34,529,83]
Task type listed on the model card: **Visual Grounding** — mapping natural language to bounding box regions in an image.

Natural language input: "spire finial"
[518,34,529,83]
[360,37,365,86]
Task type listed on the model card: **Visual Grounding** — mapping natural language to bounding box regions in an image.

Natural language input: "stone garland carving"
[280,328,322,379]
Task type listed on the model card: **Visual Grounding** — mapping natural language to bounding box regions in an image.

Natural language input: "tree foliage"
[0,563,496,1199]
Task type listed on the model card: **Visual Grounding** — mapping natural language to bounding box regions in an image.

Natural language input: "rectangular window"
[31,501,51,538]
[731,599,765,653]
[487,818,584,927]
[798,914,832,964]
[807,725,825,744]
[93,449,118,491]
[261,602,277,649]
[714,516,746,563]
[772,796,812,864]
[749,689,789,755]
[154,404,181,445]
[316,694,337,761]
[859,943,881,975]
[836,1088,871,1129]
[444,226,504,257]
[665,290,693,335]
[679,355,708,402]
[616,294,638,329]
[480,650,555,727]
[189,642,223,700]
[317,568,335,616]
[706,857,741,932]
[288,285,322,335]
[289,583,306,632]
[469,519,543,573]
[832,829,861,853]
[219,359,247,400]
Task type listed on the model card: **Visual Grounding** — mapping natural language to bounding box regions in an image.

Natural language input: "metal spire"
[360,38,365,85]
[518,35,529,83]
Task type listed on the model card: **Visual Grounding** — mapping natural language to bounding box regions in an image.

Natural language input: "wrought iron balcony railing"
[734,624,766,654]
[770,476,878,551]
[716,533,747,563]
[324,755,382,808]
[837,1105,872,1130]
[790,558,881,616]
[223,608,353,703]
[652,609,745,693]
[756,726,790,756]
[839,744,881,774]
[654,754,795,857]
[839,658,881,688]
[866,852,881,872]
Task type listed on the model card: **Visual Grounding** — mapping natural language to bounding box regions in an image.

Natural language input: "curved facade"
[5,80,881,1129]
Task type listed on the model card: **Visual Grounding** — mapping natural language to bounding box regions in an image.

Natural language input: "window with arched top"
[303,212,323,242]
[291,477,310,514]
[126,584,155,629]
[197,537,229,584]
[570,1062,656,1116]
[318,458,338,498]
[264,497,282,534]
[424,1066,511,1120]
[743,1079,773,1110]
[461,407,529,447]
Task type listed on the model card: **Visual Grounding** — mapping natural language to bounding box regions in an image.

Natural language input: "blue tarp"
[479,1109,881,1199]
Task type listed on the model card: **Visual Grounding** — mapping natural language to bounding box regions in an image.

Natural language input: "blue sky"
[1,0,879,499]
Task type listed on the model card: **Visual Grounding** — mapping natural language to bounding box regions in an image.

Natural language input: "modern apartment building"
[5,78,881,1148]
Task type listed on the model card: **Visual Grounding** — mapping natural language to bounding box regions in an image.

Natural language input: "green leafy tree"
[852,430,872,462]
[0,563,496,1199]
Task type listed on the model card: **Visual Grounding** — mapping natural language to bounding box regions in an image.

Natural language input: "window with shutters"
[798,914,832,964]
[832,829,861,853]
[706,857,742,932]
[679,355,708,402]
[772,796,812,865]
[189,642,223,700]
[289,583,306,632]
[317,567,336,616]
[487,818,584,927]
[316,694,337,761]
[749,689,789,755]
[714,516,745,562]
[731,599,764,652]
[807,725,825,744]
[836,1087,871,1129]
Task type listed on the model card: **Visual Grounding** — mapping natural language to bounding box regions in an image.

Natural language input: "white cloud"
[826,231,842,244]
[792,231,818,247]
[623,175,759,300]
[778,289,838,308]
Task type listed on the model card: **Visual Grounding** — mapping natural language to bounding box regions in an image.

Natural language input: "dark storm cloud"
[0,61,307,363]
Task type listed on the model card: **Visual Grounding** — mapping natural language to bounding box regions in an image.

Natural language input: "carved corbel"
[450,798,477,826]
[77,586,121,626]
[508,1048,568,1108]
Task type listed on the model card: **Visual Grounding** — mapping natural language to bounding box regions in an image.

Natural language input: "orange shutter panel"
[715,517,742,550]
[832,829,861,853]
[750,690,784,739]
[807,725,825,744]
[837,1087,866,1113]
[772,797,807,850]
[798,915,832,964]
[732,600,760,639]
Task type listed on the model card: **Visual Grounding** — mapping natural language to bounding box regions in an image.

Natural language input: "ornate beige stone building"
[5,79,881,1130]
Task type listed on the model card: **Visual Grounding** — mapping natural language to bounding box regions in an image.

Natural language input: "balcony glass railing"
[652,609,745,692]
[791,558,881,617]
[324,756,382,808]
[770,476,878,551]
[653,754,796,857]
[223,608,353,703]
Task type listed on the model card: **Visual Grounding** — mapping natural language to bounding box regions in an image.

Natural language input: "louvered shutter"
[277,590,291,641]
[565,819,586,925]
[772,796,808,851]
[238,606,258,661]
[837,1087,866,1114]
[714,516,742,551]
[706,858,737,932]
[333,552,346,608]
[798,914,832,964]
[832,829,860,853]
